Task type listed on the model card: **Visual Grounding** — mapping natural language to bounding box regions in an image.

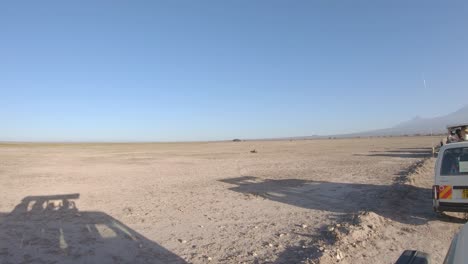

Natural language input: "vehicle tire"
[435,211,445,218]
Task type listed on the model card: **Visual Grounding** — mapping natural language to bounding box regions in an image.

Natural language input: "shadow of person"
[219,176,438,226]
[0,194,186,264]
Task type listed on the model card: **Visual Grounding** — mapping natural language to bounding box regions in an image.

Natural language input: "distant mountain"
[342,105,468,137]
[247,105,468,141]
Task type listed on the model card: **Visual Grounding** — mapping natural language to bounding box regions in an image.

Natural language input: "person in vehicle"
[456,128,463,142]
[448,130,460,143]
[460,127,468,141]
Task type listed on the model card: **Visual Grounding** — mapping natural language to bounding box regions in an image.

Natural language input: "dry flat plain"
[0,137,464,264]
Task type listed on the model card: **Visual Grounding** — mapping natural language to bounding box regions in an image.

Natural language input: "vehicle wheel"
[434,210,445,218]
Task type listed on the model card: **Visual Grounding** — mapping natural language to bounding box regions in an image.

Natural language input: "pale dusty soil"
[0,137,464,264]
[318,157,464,264]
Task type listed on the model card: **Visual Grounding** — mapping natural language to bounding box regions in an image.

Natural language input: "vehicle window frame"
[440,147,468,176]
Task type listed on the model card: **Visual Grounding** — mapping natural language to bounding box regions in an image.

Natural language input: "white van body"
[433,142,468,213]
[443,221,468,264]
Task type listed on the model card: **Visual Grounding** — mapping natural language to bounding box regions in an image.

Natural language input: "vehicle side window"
[441,147,468,176]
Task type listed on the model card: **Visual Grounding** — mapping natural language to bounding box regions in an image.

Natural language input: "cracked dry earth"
[0,137,464,264]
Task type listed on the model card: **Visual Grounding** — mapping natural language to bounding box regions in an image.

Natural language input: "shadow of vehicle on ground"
[0,194,186,264]
[220,176,434,226]
[354,147,434,159]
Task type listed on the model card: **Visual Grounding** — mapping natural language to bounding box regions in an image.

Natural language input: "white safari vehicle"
[396,222,468,264]
[433,141,468,213]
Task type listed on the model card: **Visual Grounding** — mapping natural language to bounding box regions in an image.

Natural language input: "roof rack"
[447,123,468,129]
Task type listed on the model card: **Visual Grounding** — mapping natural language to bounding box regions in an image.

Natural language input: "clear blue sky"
[2,1,467,141]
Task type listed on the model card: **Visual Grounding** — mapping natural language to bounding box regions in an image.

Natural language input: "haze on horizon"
[2,1,468,142]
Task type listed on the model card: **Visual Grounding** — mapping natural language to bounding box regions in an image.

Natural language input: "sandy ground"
[0,137,464,264]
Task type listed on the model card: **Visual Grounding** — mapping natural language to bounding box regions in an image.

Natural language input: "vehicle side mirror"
[395,250,429,264]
